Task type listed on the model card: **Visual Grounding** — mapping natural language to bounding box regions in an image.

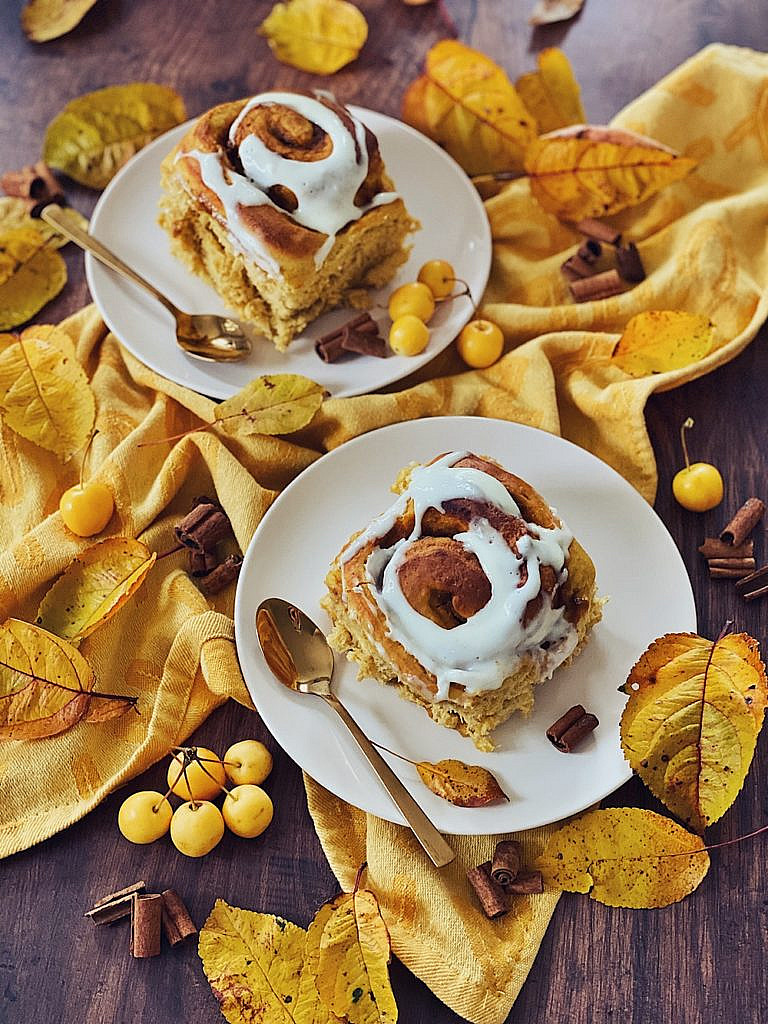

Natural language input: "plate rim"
[85,106,492,400]
[233,415,697,833]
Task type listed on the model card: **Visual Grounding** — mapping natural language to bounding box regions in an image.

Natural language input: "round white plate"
[86,108,491,400]
[234,417,697,834]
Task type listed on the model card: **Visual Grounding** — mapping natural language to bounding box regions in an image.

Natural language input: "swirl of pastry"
[339,452,586,700]
[173,91,398,274]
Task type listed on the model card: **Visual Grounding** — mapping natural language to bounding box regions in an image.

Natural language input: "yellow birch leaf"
[401,40,538,176]
[199,899,306,1024]
[529,0,584,26]
[43,83,187,189]
[36,538,157,643]
[259,0,368,75]
[0,618,134,739]
[21,0,99,42]
[0,324,95,458]
[295,902,343,1024]
[524,125,697,221]
[536,807,709,908]
[612,310,715,377]
[0,197,89,250]
[515,48,585,134]
[214,374,324,437]
[416,759,508,806]
[316,890,397,1024]
[0,226,67,329]
[619,632,767,832]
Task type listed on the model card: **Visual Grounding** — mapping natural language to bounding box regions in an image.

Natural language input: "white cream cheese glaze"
[182,91,399,275]
[341,452,579,700]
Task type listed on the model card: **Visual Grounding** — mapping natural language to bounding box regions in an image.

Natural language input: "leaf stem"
[680,416,694,471]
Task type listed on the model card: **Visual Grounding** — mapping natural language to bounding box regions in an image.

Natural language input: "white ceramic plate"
[234,417,697,834]
[86,108,491,400]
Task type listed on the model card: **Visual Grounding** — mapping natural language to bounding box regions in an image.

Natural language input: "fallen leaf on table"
[620,632,767,832]
[515,48,585,134]
[0,324,95,458]
[536,807,709,908]
[21,0,99,41]
[316,890,397,1023]
[43,83,186,189]
[402,39,538,176]
[611,310,715,376]
[298,902,344,1024]
[0,198,89,250]
[36,538,157,644]
[214,374,324,437]
[529,0,585,26]
[0,618,135,740]
[259,0,368,75]
[0,227,67,329]
[416,759,508,806]
[524,124,696,221]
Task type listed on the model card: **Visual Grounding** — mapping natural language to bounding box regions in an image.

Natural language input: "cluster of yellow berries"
[387,259,505,369]
[117,740,273,858]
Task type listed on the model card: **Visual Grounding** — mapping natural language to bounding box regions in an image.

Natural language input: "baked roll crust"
[322,452,602,751]
[158,91,417,349]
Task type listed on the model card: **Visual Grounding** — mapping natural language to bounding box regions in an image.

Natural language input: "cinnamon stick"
[160,889,197,946]
[467,861,509,918]
[340,325,387,358]
[709,566,754,579]
[561,253,596,280]
[1,161,62,204]
[577,239,602,263]
[616,242,646,282]
[131,893,163,958]
[85,897,136,926]
[315,312,378,362]
[719,498,765,546]
[707,558,755,570]
[188,548,218,577]
[199,553,243,594]
[698,538,753,559]
[90,880,146,910]
[735,564,768,592]
[574,218,622,245]
[490,840,521,886]
[506,870,544,895]
[546,704,599,752]
[175,502,232,552]
[569,269,624,302]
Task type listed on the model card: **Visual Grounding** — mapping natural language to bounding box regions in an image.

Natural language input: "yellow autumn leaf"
[611,310,715,377]
[259,0,368,75]
[316,890,397,1024]
[401,40,538,176]
[620,632,767,832]
[536,807,710,908]
[43,83,187,189]
[21,0,99,41]
[214,374,324,437]
[0,197,88,249]
[296,902,344,1024]
[416,759,508,806]
[36,538,157,643]
[515,48,585,135]
[525,124,697,221]
[0,226,67,329]
[0,618,134,740]
[0,324,95,459]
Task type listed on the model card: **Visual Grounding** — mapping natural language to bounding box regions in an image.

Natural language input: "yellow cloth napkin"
[1,41,767,1024]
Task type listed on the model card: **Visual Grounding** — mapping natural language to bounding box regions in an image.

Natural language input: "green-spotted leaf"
[43,83,186,189]
[0,324,95,458]
[536,807,709,908]
[0,227,67,329]
[37,538,156,643]
[214,374,324,437]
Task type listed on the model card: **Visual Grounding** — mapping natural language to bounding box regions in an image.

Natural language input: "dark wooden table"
[2,2,767,1022]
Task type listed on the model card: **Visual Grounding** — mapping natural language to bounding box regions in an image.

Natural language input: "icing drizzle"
[342,452,579,700]
[183,91,399,276]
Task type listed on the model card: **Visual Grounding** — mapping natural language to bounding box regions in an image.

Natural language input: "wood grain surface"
[2,2,767,1022]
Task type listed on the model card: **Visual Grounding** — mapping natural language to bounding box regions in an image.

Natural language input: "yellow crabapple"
[167,746,226,801]
[389,314,430,356]
[223,740,273,786]
[388,282,436,322]
[170,800,225,857]
[222,785,273,839]
[117,790,172,844]
[456,319,504,369]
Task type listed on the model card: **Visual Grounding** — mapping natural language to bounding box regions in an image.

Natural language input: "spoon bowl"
[40,204,254,362]
[255,597,455,868]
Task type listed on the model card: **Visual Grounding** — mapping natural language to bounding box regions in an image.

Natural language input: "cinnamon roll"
[321,453,602,751]
[158,91,417,350]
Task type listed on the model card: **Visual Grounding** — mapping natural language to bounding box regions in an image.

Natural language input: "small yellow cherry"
[672,418,723,512]
[388,281,436,323]
[167,746,226,801]
[456,318,504,368]
[389,314,430,356]
[417,259,455,299]
[59,482,114,537]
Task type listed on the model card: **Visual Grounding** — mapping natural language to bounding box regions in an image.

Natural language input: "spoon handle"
[40,204,179,318]
[320,692,455,868]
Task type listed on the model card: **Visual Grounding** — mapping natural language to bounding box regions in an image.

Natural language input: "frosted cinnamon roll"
[158,91,417,350]
[322,452,602,751]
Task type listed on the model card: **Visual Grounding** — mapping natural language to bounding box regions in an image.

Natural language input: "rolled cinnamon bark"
[490,840,521,886]
[546,704,599,752]
[720,498,765,546]
[616,242,646,282]
[569,269,624,302]
[175,502,232,552]
[467,861,509,918]
[574,217,621,245]
[161,889,197,946]
[698,538,754,559]
[506,870,544,895]
[131,894,163,957]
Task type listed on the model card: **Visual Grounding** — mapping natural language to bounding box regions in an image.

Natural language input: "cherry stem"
[79,430,98,489]
[680,416,694,471]
[137,422,216,448]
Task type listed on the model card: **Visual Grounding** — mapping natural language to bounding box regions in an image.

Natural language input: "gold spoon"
[255,597,455,868]
[40,204,254,362]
